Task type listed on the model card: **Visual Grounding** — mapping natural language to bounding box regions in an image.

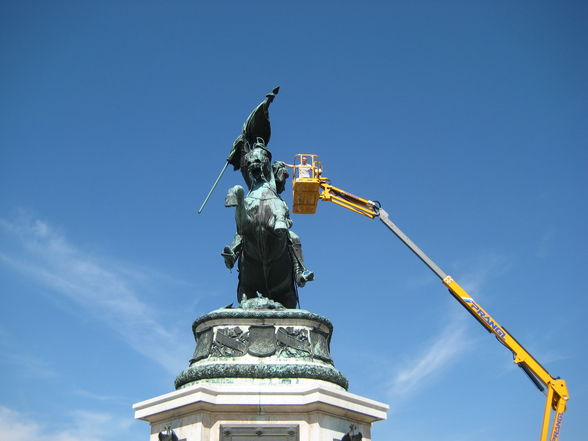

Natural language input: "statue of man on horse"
[220,87,314,308]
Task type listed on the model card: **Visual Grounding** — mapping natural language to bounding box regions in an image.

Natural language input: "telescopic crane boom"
[289,154,569,441]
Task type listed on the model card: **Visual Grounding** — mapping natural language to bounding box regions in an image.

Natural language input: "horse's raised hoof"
[225,185,244,207]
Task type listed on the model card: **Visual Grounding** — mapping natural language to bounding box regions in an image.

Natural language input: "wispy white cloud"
[455,252,512,295]
[0,406,141,441]
[0,215,193,374]
[388,254,510,400]
[404,251,513,296]
[388,314,469,397]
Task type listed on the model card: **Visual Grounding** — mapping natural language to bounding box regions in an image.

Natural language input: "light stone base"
[133,379,388,441]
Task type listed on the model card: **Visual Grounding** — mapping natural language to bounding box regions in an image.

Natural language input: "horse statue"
[223,145,313,308]
[210,87,313,308]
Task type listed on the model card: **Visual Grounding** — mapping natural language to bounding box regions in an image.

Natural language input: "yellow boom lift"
[290,154,569,441]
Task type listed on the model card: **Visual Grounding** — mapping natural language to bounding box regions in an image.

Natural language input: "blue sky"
[1,1,587,440]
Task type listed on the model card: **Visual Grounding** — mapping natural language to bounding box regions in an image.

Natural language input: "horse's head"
[243,146,272,187]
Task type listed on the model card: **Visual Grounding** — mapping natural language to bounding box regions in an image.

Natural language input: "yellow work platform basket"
[291,154,323,214]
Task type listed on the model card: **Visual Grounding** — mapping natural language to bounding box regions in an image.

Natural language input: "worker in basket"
[283,156,321,179]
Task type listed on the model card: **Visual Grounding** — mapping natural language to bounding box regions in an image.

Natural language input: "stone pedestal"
[134,380,387,441]
[134,303,388,440]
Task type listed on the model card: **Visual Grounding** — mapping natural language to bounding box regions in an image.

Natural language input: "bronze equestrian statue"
[221,88,313,308]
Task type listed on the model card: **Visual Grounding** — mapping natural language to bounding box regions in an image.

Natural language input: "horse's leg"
[237,252,266,304]
[236,279,255,304]
[265,250,298,309]
[236,262,256,304]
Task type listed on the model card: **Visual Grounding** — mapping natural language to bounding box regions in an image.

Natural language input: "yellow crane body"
[290,154,570,441]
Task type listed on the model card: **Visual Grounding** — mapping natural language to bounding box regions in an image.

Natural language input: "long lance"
[197,160,231,214]
[198,144,239,214]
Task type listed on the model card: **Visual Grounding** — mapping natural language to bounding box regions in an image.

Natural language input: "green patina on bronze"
[175,363,349,390]
[221,88,314,308]
[193,307,334,333]
[175,307,347,390]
